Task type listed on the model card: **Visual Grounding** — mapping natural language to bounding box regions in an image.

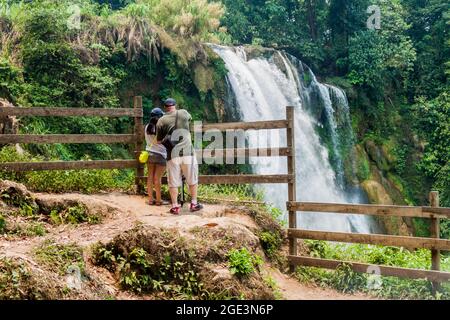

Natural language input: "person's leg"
[153,164,166,204]
[147,163,156,204]
[181,156,202,211]
[169,187,179,206]
[188,183,198,204]
[167,159,182,209]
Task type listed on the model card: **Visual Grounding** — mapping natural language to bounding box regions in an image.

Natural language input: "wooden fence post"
[134,96,144,194]
[429,191,441,294]
[286,106,297,268]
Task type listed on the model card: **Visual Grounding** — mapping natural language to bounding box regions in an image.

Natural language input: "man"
[156,98,203,215]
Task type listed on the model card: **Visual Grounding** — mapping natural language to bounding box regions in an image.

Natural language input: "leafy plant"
[49,204,99,225]
[227,248,262,277]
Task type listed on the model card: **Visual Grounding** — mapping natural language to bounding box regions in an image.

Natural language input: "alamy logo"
[66,265,82,290]
[367,5,381,30]
[366,265,382,290]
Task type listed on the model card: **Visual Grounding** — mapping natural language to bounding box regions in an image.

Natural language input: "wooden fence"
[0,97,297,198]
[287,191,450,291]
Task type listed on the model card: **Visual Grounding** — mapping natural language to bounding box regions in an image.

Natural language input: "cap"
[150,107,164,118]
[163,98,177,107]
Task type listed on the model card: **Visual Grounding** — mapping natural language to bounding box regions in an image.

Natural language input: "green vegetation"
[49,203,100,225]
[0,258,46,299]
[5,220,47,237]
[297,240,450,299]
[0,214,5,233]
[92,226,275,299]
[227,248,262,277]
[258,231,283,259]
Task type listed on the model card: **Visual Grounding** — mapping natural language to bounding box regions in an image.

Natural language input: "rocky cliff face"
[356,140,414,235]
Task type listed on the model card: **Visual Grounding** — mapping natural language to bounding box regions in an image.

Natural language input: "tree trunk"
[306,0,318,42]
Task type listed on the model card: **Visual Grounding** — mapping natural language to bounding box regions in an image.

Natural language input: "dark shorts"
[148,152,167,165]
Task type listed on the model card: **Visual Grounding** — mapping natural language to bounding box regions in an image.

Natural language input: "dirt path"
[0,192,375,300]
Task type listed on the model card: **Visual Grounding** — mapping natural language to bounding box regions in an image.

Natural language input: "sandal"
[155,200,170,206]
[147,199,156,206]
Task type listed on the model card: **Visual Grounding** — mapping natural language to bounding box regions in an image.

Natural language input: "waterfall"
[211,45,375,233]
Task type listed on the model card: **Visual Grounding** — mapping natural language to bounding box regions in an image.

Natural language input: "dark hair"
[146,116,159,135]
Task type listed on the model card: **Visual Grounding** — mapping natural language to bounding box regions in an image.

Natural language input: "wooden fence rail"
[0,99,297,196]
[287,202,450,219]
[0,107,143,117]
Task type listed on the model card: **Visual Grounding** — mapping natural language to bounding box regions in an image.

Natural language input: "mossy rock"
[364,140,392,171]
[193,63,215,93]
[360,180,393,205]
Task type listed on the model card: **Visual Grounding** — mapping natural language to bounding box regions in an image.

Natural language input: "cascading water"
[211,44,376,233]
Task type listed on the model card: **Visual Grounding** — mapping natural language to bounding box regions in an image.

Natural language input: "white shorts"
[167,155,199,188]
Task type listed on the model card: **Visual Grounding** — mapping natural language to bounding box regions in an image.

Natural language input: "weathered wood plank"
[429,191,441,293]
[288,229,450,251]
[286,106,297,260]
[287,202,450,219]
[192,120,289,132]
[0,134,136,144]
[0,160,137,171]
[0,107,142,117]
[139,174,293,185]
[134,96,145,194]
[288,256,450,282]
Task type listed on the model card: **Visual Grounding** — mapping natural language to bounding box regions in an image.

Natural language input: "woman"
[145,108,168,205]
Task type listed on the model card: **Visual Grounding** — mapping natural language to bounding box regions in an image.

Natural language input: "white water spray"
[211,45,375,233]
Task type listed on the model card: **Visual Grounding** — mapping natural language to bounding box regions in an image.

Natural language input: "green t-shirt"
[156,109,193,160]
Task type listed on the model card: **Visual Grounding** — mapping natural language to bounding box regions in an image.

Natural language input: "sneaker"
[169,206,181,215]
[190,202,204,212]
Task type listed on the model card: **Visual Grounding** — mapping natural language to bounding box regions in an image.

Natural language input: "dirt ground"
[0,191,376,300]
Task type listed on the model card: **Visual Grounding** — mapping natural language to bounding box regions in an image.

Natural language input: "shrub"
[227,248,262,277]
[50,204,100,225]
[259,231,282,258]
[33,240,84,276]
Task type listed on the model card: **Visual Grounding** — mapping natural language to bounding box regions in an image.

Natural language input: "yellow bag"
[139,151,149,164]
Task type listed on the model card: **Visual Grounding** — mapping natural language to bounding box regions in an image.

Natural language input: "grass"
[295,240,450,299]
[33,240,84,276]
[0,146,135,194]
[197,184,264,203]
[7,220,46,237]
[263,275,283,300]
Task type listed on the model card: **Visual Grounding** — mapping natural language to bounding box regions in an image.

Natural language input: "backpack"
[161,111,180,155]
